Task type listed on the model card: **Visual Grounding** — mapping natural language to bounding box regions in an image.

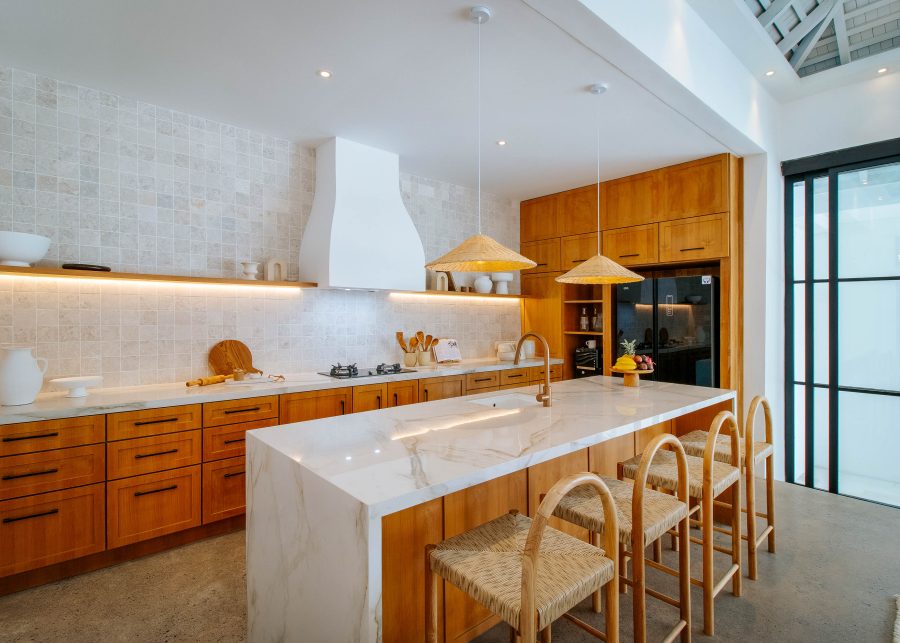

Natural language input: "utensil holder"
[403,352,418,367]
[416,350,432,366]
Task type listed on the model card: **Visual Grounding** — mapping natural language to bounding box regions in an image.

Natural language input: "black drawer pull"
[3,468,60,481]
[376,395,382,409]
[507,374,524,379]
[571,258,587,263]
[340,400,345,414]
[3,432,59,442]
[393,393,398,406]
[134,448,178,460]
[224,471,245,479]
[134,417,178,427]
[224,406,261,415]
[619,253,639,258]
[223,438,246,445]
[680,246,705,252]
[535,263,548,267]
[134,484,177,497]
[3,508,59,524]
[474,377,492,383]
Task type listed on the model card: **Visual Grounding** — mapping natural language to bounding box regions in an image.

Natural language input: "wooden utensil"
[396,331,409,353]
[416,331,425,347]
[208,340,262,376]
[186,374,234,387]
[424,334,433,350]
[409,336,419,352]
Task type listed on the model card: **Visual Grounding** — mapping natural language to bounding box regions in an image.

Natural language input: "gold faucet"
[514,331,552,407]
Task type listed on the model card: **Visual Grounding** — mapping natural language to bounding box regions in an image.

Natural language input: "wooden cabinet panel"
[202,396,278,428]
[521,273,563,359]
[520,195,558,242]
[558,184,599,237]
[520,239,560,274]
[0,483,105,576]
[588,434,635,478]
[106,430,201,480]
[387,380,418,407]
[202,456,246,524]
[203,417,279,462]
[106,465,201,548]
[382,497,444,643]
[0,444,105,501]
[418,376,465,403]
[444,471,528,643]
[499,368,530,387]
[529,363,563,383]
[279,388,352,424]
[660,154,728,220]
[561,233,598,269]
[658,213,728,262]
[601,171,660,229]
[634,420,672,454]
[528,450,591,540]
[602,223,659,266]
[1,416,105,457]
[353,383,387,413]
[107,405,201,441]
[465,371,500,392]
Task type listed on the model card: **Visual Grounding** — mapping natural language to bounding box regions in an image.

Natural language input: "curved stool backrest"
[706,411,741,485]
[632,433,690,527]
[745,396,773,454]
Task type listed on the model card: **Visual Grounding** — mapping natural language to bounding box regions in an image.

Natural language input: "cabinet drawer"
[658,213,728,262]
[107,405,201,441]
[1,415,105,457]
[601,224,658,266]
[203,396,278,428]
[466,372,500,391]
[561,233,597,269]
[530,364,563,383]
[0,444,105,501]
[520,239,560,274]
[0,483,105,576]
[499,368,530,387]
[107,430,202,480]
[202,457,246,524]
[107,465,201,548]
[204,417,279,462]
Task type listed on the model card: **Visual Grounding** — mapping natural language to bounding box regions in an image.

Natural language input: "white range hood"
[298,137,426,291]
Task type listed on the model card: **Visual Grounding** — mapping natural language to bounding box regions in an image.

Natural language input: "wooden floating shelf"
[391,289,527,300]
[563,299,604,304]
[0,266,317,288]
[564,331,604,336]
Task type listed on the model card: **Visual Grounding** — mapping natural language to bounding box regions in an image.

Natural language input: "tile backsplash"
[0,65,521,388]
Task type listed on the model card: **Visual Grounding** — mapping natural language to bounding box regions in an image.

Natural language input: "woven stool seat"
[679,429,774,465]
[620,450,739,499]
[430,511,614,631]
[553,477,688,548]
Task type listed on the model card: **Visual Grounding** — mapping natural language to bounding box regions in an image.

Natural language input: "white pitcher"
[0,346,48,406]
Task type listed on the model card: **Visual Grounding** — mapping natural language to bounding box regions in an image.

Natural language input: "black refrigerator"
[613,276,719,387]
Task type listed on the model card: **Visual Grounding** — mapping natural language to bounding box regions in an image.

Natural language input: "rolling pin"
[186,374,234,387]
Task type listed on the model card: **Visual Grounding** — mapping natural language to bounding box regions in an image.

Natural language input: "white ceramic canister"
[0,346,48,406]
[473,275,493,294]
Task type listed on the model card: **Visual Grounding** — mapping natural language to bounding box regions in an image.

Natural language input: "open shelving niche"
[560,283,610,379]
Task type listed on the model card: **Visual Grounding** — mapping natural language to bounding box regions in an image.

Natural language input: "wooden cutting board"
[208,340,262,375]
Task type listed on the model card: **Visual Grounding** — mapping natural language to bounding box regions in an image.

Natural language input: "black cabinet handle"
[571,258,587,263]
[3,432,59,442]
[224,471,245,479]
[424,389,429,402]
[223,438,246,445]
[535,263,548,267]
[134,484,177,497]
[393,393,398,406]
[134,417,178,427]
[224,406,260,415]
[3,508,59,524]
[619,253,639,258]
[134,449,178,460]
[474,377,492,383]
[376,395,382,409]
[3,468,59,481]
[507,374,524,379]
[680,247,705,252]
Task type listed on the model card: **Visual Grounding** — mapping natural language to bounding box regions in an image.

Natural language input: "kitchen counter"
[246,376,734,642]
[0,357,562,425]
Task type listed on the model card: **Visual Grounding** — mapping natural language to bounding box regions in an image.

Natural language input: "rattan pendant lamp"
[425,6,536,273]
[556,84,643,285]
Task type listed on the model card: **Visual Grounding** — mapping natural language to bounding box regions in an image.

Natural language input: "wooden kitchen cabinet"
[529,363,563,383]
[520,194,559,242]
[387,380,418,407]
[465,371,500,392]
[521,273,563,359]
[660,154,728,220]
[353,383,387,413]
[527,449,590,540]
[106,430,202,480]
[561,232,598,269]
[588,434,635,478]
[499,368,530,388]
[279,388,352,423]
[0,444,105,501]
[107,405,202,441]
[0,415,105,457]
[601,170,661,229]
[634,420,672,454]
[418,376,465,403]
[658,213,728,263]
[601,223,659,266]
[203,417,279,462]
[520,238,560,274]
[202,456,246,524]
[558,184,599,237]
[203,396,279,428]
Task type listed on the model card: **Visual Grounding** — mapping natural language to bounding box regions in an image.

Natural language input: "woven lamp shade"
[425,234,537,272]
[555,254,644,284]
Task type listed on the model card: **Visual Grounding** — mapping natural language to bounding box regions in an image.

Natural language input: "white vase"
[491,272,513,295]
[241,261,260,280]
[0,346,48,406]
[473,275,493,294]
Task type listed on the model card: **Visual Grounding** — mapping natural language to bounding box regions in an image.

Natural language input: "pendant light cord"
[596,120,601,256]
[475,15,482,235]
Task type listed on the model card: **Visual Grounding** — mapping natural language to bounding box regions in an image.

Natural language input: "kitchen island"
[246,376,735,642]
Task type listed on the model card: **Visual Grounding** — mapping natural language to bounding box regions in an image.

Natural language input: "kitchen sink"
[468,393,543,409]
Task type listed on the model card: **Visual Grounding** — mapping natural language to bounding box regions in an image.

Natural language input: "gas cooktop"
[318,363,416,379]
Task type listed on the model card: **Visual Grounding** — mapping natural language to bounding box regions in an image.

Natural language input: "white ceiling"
[0,0,728,200]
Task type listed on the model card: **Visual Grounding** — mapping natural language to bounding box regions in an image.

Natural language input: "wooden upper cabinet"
[557,184,598,237]
[521,273,563,359]
[353,383,387,413]
[658,213,728,262]
[660,154,729,220]
[280,388,352,424]
[601,224,658,266]
[387,380,418,407]
[560,233,597,269]
[519,239,560,274]
[520,195,558,242]
[601,171,660,229]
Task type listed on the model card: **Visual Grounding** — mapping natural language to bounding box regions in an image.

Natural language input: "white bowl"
[49,376,103,398]
[0,231,51,266]
[497,351,517,361]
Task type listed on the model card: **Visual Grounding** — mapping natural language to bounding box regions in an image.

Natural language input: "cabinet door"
[527,449,590,540]
[658,213,728,262]
[203,417,279,462]
[520,194,558,242]
[0,444,105,502]
[560,233,598,270]
[520,239,560,274]
[601,171,660,229]
[601,224,659,266]
[418,376,465,403]
[202,456,246,524]
[521,273,563,358]
[588,434,635,477]
[0,416,105,457]
[558,184,599,237]
[634,420,672,454]
[353,384,388,413]
[280,388,352,423]
[660,154,728,220]
[387,380,419,407]
[106,430,202,480]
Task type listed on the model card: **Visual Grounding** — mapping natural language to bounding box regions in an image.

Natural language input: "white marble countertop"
[249,375,734,519]
[0,357,563,425]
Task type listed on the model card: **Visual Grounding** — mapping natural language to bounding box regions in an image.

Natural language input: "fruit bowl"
[0,231,51,266]
[610,367,654,387]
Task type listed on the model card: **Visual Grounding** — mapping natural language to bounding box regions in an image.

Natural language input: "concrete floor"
[0,482,898,642]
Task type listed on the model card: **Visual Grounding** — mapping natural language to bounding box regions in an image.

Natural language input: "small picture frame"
[433,338,462,363]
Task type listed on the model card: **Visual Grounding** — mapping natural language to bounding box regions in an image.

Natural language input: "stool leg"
[701,490,714,636]
[619,541,628,594]
[678,512,691,643]
[508,626,517,643]
[632,533,646,643]
[591,532,602,613]
[745,458,758,581]
[425,545,438,643]
[541,627,552,642]
[731,479,742,597]
[766,453,776,553]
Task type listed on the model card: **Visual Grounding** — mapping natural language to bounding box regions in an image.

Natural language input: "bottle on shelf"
[591,307,602,332]
[579,307,589,331]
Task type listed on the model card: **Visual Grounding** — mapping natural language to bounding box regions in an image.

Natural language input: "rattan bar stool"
[426,473,620,643]
[553,434,692,643]
[619,411,742,637]
[677,396,776,579]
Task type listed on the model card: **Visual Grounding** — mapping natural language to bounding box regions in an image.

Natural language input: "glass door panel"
[838,280,900,391]
[838,162,900,279]
[837,392,900,506]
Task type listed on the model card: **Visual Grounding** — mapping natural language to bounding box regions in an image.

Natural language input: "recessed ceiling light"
[765,70,775,77]
[877,67,888,74]
[496,140,507,146]
[317,69,333,79]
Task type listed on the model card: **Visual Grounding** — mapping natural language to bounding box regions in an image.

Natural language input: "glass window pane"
[837,162,900,279]
[793,283,805,381]
[838,280,900,392]
[838,392,900,507]
[792,181,805,281]
[814,283,828,385]
[813,176,829,280]
[813,387,829,491]
[793,384,806,485]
